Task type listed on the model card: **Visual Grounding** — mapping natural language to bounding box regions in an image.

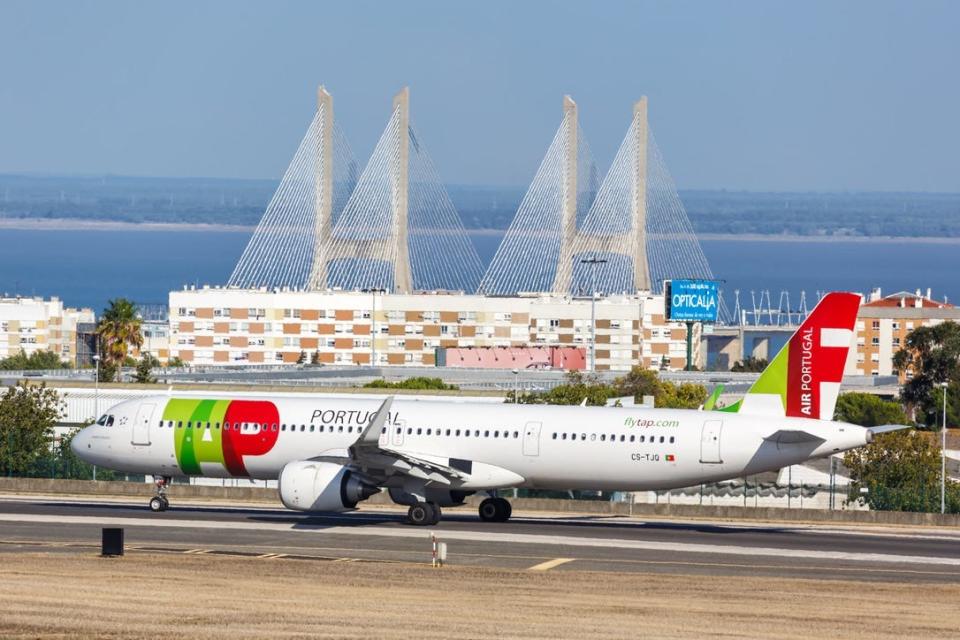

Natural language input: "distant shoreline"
[2,217,960,244]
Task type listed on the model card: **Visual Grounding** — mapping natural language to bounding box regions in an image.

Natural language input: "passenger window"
[310,425,315,432]
[494,430,500,438]
[281,425,286,432]
[600,434,606,441]
[669,436,675,443]
[620,435,625,442]
[580,433,586,441]
[417,428,422,435]
[484,430,490,438]
[552,433,557,440]
[427,428,432,436]
[660,436,665,443]
[455,429,461,436]
[300,425,306,432]
[590,434,596,441]
[446,429,451,436]
[513,431,519,438]
[640,435,645,443]
[629,435,635,442]
[187,421,192,429]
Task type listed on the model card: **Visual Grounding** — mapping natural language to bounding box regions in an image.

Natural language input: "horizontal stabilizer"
[866,424,913,441]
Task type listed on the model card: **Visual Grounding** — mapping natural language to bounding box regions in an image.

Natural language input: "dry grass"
[0,552,957,639]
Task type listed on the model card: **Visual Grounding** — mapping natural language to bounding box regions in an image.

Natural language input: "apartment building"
[0,296,95,366]
[849,288,960,379]
[168,287,697,372]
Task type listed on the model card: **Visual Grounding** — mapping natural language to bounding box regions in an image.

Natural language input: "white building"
[0,296,95,366]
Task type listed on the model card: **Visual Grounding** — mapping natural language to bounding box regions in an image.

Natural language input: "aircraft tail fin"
[719,291,861,421]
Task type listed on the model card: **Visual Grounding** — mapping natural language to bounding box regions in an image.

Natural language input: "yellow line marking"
[528,557,575,572]
[183,549,208,555]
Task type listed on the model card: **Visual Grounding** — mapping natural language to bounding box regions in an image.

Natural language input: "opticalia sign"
[665,279,719,323]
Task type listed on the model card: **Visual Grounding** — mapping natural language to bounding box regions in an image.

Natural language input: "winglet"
[357,396,394,446]
[703,384,724,411]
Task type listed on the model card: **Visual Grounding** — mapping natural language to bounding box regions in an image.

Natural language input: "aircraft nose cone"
[71,428,93,460]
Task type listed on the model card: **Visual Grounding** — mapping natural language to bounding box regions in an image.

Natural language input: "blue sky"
[1,1,957,191]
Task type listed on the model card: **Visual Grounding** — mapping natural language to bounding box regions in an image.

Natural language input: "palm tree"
[97,298,143,382]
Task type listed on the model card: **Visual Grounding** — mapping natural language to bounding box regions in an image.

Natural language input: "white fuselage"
[73,394,869,493]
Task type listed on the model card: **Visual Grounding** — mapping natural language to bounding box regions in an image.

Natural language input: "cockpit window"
[97,415,115,427]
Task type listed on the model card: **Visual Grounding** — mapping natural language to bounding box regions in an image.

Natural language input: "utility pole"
[942,381,948,515]
[512,368,519,403]
[580,256,607,372]
[92,353,100,482]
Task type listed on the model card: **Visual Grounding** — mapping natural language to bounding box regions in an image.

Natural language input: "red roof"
[864,292,954,309]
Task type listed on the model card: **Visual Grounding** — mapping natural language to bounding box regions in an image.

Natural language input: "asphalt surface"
[1,495,959,583]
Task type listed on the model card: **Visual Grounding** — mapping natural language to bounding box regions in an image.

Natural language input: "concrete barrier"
[1,477,958,527]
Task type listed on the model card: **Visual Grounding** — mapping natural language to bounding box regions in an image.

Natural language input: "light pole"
[365,288,385,368]
[941,381,948,515]
[92,353,100,482]
[580,256,607,372]
[512,368,519,403]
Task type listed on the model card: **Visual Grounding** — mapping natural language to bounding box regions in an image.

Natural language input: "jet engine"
[278,461,380,512]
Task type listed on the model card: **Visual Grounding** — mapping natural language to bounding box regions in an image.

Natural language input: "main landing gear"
[478,497,512,523]
[406,501,442,526]
[149,475,171,512]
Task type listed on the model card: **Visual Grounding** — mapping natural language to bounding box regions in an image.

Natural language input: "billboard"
[665,279,719,323]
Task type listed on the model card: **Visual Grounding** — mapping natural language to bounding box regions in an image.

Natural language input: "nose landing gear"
[149,475,171,512]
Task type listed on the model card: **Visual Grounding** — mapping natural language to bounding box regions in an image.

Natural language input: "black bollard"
[101,527,124,557]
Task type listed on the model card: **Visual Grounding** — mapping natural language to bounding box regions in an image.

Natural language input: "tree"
[134,353,160,384]
[844,430,960,513]
[364,377,459,391]
[834,393,909,427]
[731,357,768,373]
[167,356,186,368]
[656,382,708,409]
[310,351,320,365]
[296,350,307,364]
[612,367,660,401]
[893,321,960,427]
[96,298,143,382]
[0,382,63,476]
[0,349,68,371]
[512,370,611,406]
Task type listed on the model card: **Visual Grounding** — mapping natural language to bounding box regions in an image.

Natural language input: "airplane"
[71,292,906,525]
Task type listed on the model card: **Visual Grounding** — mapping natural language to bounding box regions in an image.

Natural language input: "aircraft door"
[132,403,155,446]
[522,421,542,456]
[391,419,406,447]
[699,419,723,464]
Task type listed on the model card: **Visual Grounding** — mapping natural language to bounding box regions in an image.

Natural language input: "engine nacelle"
[388,488,474,507]
[279,461,379,512]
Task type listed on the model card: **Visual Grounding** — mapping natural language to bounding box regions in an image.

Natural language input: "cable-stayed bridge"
[229,86,712,297]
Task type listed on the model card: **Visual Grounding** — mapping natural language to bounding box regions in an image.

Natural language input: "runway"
[1,495,959,584]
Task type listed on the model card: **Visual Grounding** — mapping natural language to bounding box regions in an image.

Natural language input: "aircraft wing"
[316,396,471,485]
[763,429,826,445]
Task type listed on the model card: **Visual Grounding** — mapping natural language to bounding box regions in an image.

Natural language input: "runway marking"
[3,513,960,568]
[528,557,575,571]
[183,549,209,555]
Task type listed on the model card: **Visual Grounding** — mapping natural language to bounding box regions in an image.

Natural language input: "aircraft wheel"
[159,497,170,511]
[497,498,512,521]
[149,497,164,513]
[428,503,442,525]
[478,497,500,522]
[407,502,435,526]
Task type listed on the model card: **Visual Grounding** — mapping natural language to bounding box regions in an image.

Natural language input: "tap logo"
[164,398,280,477]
